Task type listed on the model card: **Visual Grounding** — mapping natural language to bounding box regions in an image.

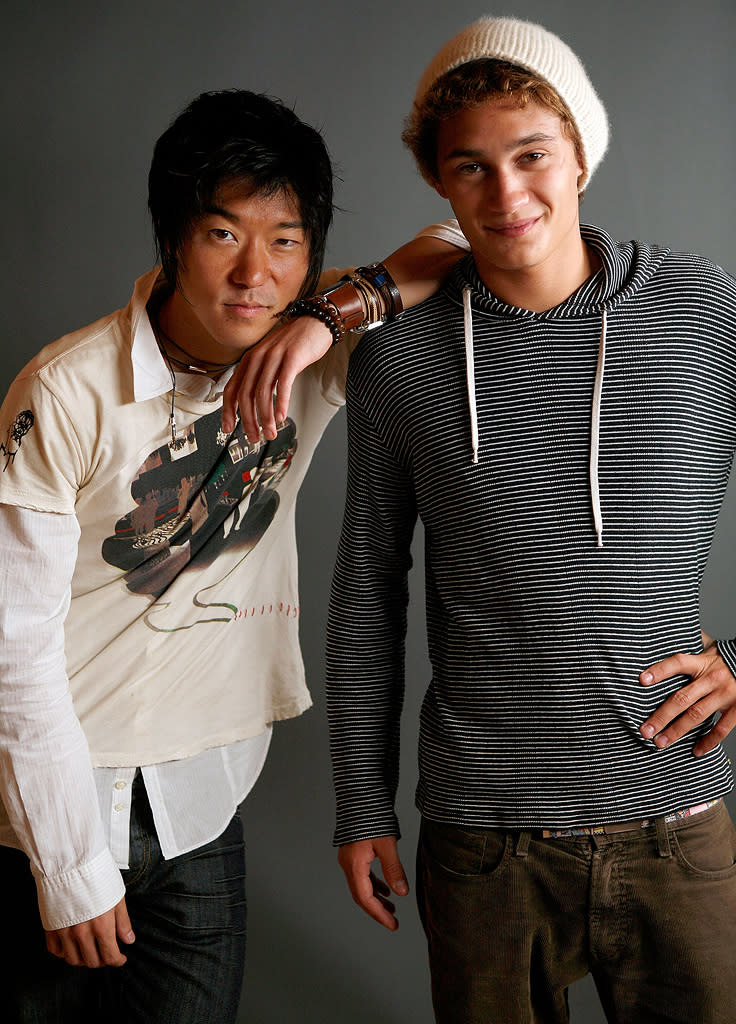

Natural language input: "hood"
[444,224,670,547]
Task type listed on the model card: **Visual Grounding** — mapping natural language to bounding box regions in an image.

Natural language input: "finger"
[222,359,254,435]
[96,930,128,968]
[221,378,238,435]
[222,354,263,441]
[374,836,409,896]
[370,871,391,898]
[640,678,707,735]
[644,691,725,749]
[640,651,701,686]
[341,855,400,931]
[273,366,297,426]
[356,889,399,931]
[374,893,397,915]
[379,853,409,897]
[694,707,736,756]
[115,899,135,946]
[58,932,85,968]
[45,931,62,957]
[238,361,266,444]
[255,374,279,441]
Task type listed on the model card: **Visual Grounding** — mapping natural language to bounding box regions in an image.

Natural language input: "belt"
[540,798,721,839]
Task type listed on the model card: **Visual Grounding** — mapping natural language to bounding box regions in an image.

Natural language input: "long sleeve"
[0,505,124,929]
[326,383,418,846]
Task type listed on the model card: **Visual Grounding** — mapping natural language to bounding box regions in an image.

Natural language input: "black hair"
[148,90,333,296]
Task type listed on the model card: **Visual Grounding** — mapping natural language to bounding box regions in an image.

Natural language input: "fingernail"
[641,725,655,739]
[394,881,409,896]
[641,672,654,685]
[655,735,669,748]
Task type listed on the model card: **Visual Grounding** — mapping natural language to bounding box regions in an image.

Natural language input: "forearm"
[223,221,468,437]
[0,505,124,929]
[382,222,467,309]
[326,388,417,845]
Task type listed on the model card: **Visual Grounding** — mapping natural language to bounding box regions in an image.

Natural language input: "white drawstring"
[589,309,608,548]
[464,285,607,546]
[463,285,479,464]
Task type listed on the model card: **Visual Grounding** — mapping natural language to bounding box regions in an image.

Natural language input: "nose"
[231,242,268,287]
[486,168,527,213]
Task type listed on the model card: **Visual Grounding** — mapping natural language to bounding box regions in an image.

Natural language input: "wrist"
[285,262,404,345]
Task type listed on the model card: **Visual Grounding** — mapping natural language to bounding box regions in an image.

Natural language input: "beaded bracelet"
[285,294,346,346]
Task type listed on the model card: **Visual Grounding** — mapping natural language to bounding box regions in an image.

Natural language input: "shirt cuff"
[32,846,126,931]
[716,639,736,679]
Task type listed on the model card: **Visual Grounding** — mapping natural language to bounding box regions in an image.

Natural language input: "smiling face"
[434,97,587,308]
[160,181,310,365]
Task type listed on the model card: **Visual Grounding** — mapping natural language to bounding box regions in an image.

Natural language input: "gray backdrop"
[2,0,734,1020]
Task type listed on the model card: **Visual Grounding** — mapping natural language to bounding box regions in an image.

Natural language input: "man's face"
[434,97,583,290]
[168,182,310,362]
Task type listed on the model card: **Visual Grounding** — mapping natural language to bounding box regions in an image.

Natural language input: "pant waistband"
[540,798,721,839]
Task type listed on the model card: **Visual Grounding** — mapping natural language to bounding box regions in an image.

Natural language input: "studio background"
[2,1,734,1020]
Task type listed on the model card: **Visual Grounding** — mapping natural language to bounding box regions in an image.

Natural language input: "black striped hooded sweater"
[326,224,736,845]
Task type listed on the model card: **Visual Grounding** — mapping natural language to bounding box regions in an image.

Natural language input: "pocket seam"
[422,830,512,880]
[671,830,736,879]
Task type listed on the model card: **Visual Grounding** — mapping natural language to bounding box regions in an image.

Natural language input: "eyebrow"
[203,204,304,230]
[443,132,557,161]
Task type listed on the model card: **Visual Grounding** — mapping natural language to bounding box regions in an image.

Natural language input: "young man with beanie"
[323,16,736,1023]
[0,88,463,1023]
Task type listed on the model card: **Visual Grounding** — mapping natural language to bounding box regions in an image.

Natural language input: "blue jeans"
[2,773,247,1023]
[417,800,736,1024]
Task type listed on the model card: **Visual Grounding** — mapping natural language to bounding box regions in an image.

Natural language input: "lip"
[488,217,540,238]
[224,302,269,319]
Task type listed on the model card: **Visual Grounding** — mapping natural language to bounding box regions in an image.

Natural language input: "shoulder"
[350,290,458,377]
[12,269,158,397]
[645,246,735,298]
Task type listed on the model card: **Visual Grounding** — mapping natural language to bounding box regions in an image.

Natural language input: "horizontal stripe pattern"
[327,225,736,845]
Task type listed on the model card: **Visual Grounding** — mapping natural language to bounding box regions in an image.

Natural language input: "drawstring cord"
[463,284,608,549]
[590,308,608,548]
[463,285,479,464]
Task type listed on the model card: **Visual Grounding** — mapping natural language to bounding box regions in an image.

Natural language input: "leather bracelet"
[319,277,367,332]
[355,262,404,321]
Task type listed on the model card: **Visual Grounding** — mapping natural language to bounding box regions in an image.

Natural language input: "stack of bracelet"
[284,262,404,346]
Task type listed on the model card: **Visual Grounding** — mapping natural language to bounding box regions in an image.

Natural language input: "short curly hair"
[403,59,585,190]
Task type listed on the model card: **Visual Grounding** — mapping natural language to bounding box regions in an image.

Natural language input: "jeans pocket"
[420,819,510,879]
[671,803,736,878]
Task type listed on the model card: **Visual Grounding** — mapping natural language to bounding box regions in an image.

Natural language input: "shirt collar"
[128,268,239,402]
[130,268,175,403]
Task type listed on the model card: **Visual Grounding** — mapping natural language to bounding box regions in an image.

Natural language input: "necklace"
[156,331,180,447]
[148,303,239,447]
[155,318,241,374]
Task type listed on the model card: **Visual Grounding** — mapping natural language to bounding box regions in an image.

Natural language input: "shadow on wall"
[239,856,434,1023]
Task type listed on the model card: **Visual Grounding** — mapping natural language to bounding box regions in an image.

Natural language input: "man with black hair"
[0,89,461,1022]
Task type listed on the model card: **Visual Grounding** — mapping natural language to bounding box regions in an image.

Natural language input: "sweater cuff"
[32,846,126,931]
[333,808,401,848]
[716,639,736,679]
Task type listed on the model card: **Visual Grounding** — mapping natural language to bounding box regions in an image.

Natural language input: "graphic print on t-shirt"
[102,407,296,615]
[0,409,35,471]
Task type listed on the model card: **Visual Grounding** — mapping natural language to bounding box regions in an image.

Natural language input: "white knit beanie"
[413,16,609,188]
